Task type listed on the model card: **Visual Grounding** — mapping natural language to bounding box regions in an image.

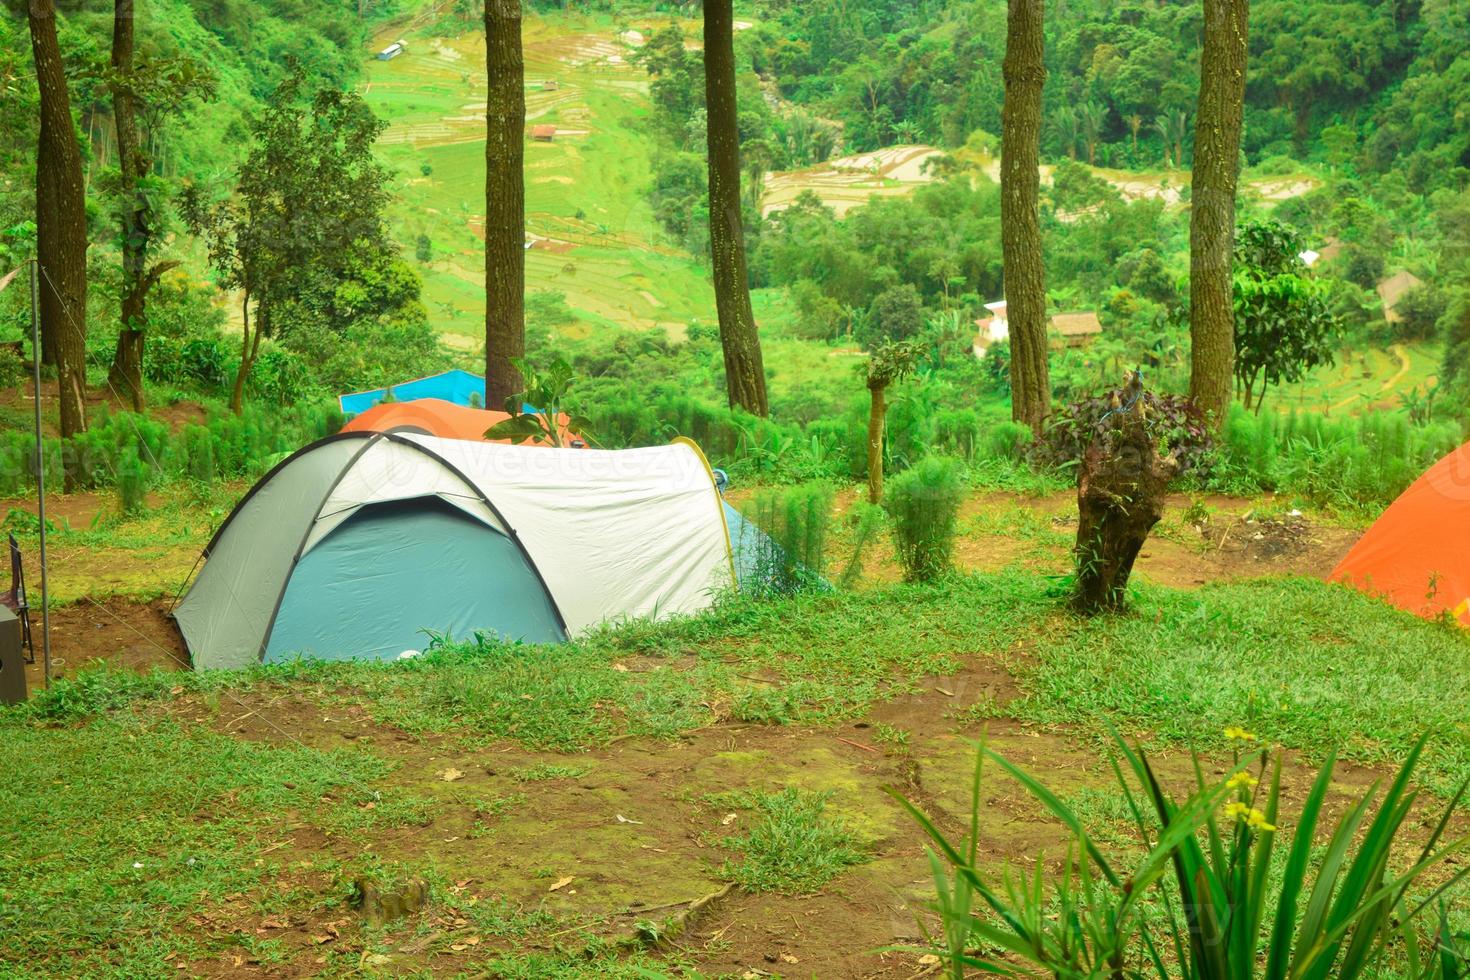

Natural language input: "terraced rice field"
[362,12,715,342]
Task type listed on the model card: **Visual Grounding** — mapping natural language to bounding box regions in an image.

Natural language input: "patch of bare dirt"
[20,597,187,690]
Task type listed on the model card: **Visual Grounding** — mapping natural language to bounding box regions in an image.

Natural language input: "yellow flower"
[1224,726,1258,742]
[1223,801,1275,831]
[1226,772,1259,791]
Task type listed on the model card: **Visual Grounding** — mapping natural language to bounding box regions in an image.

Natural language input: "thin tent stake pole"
[29,258,51,689]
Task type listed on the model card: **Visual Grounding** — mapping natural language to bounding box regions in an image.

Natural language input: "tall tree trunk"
[1189,0,1249,427]
[28,0,89,442]
[484,0,526,408]
[866,381,886,505]
[1001,0,1049,436]
[108,0,148,412]
[704,0,769,417]
[230,293,254,416]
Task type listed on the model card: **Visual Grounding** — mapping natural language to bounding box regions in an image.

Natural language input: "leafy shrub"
[1213,405,1460,508]
[884,456,967,582]
[982,420,1032,462]
[249,347,315,406]
[115,448,149,515]
[0,344,27,389]
[742,482,834,594]
[1041,384,1214,477]
[836,501,886,590]
[0,402,340,496]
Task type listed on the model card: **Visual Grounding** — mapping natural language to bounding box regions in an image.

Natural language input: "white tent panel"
[303,438,506,553]
[401,435,736,633]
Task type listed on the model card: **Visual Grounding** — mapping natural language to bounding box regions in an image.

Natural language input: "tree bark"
[1188,0,1249,428]
[28,0,89,441]
[1073,375,1180,614]
[230,293,255,416]
[704,0,769,417]
[866,381,886,505]
[107,0,149,412]
[1001,0,1049,436]
[111,261,178,412]
[484,0,526,408]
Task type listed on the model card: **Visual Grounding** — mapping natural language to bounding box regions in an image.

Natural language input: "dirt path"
[1382,343,1412,392]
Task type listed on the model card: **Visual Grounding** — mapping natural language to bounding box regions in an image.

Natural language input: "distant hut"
[1377,270,1424,325]
[531,125,557,142]
[377,41,405,61]
[542,79,560,91]
[1049,311,1103,348]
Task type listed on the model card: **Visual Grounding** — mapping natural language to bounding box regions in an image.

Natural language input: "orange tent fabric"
[1330,442,1470,625]
[341,398,584,448]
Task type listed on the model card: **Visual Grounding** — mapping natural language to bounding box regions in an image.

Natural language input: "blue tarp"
[338,370,488,416]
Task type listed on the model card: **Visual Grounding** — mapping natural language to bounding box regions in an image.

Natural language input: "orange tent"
[341,398,585,448]
[1330,443,1470,625]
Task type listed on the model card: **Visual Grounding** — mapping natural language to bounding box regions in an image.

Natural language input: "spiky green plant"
[893,731,1470,978]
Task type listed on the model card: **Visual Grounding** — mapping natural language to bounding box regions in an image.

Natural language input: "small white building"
[973,299,1009,358]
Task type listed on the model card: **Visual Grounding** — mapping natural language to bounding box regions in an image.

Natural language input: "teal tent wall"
[265,497,566,663]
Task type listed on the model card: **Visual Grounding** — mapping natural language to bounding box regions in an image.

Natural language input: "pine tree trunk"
[1188,0,1249,428]
[108,0,148,412]
[28,0,89,443]
[704,0,769,417]
[1001,0,1049,437]
[866,381,886,505]
[484,0,525,408]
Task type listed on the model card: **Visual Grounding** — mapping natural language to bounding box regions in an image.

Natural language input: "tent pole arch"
[252,432,390,660]
[251,430,572,660]
[670,436,739,592]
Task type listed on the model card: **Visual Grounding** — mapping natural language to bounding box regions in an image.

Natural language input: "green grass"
[0,716,394,975]
[1008,576,1470,792]
[4,569,1470,973]
[715,788,868,894]
[14,571,1470,784]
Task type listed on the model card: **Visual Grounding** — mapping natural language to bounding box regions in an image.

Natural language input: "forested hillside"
[0,0,1468,499]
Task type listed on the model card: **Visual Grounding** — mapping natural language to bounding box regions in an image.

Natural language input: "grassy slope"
[363,11,716,344]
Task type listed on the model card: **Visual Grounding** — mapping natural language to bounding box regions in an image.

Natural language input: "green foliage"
[884,456,967,583]
[896,733,1470,979]
[0,402,340,498]
[180,65,417,407]
[484,356,592,448]
[742,482,834,594]
[716,788,866,894]
[836,501,886,590]
[862,283,925,346]
[1214,406,1460,510]
[1234,220,1340,410]
[114,448,149,516]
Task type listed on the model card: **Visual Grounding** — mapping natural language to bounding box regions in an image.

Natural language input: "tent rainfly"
[341,398,585,448]
[1330,441,1470,626]
[174,432,737,669]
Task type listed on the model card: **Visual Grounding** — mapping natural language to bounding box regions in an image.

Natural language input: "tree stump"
[354,876,428,927]
[1073,374,1180,614]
